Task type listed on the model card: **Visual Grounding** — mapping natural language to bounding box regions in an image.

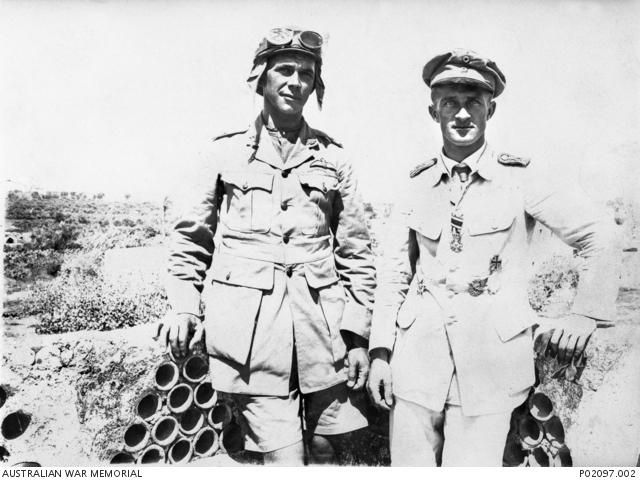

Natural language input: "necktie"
[449,163,471,253]
[452,163,471,183]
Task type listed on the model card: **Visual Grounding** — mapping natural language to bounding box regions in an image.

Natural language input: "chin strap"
[314,66,325,109]
[247,59,268,96]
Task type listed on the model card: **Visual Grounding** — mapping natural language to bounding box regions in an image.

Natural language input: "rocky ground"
[1,323,165,465]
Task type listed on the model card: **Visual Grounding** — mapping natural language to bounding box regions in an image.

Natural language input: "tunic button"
[285,266,293,277]
[281,201,288,211]
[225,272,231,280]
[283,234,290,244]
[281,170,289,178]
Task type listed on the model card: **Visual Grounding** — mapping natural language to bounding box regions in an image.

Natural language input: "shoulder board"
[409,158,437,178]
[497,152,530,167]
[211,128,249,142]
[314,129,343,148]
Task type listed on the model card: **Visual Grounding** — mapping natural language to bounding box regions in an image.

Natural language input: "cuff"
[340,301,371,340]
[570,305,615,328]
[571,281,618,324]
[368,306,397,353]
[165,276,201,316]
[571,230,620,325]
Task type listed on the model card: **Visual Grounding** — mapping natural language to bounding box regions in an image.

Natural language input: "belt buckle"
[467,278,488,297]
[284,264,294,277]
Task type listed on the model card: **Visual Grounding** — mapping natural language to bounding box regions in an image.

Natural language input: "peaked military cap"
[422,49,506,97]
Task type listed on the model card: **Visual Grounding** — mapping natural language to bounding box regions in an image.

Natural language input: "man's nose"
[455,107,471,122]
[288,71,302,89]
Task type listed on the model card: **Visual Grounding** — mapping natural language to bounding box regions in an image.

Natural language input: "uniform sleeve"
[368,200,419,352]
[165,144,221,316]
[523,162,620,324]
[330,158,377,340]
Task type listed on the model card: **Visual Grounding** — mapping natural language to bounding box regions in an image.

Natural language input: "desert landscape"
[2,190,639,466]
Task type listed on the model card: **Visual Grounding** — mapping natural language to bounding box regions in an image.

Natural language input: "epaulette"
[314,129,343,148]
[211,128,249,142]
[409,158,437,178]
[497,152,530,167]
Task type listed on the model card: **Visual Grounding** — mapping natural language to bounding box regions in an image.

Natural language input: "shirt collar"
[248,114,319,170]
[439,141,488,178]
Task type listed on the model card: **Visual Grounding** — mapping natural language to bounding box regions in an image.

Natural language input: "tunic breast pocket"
[465,207,517,253]
[297,173,339,235]
[220,171,274,233]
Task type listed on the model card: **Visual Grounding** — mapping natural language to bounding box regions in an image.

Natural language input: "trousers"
[390,372,511,466]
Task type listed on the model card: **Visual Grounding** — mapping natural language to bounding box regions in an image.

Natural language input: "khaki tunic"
[370,145,619,416]
[167,116,376,396]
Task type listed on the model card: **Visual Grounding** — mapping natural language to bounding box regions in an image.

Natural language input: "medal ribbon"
[449,164,472,253]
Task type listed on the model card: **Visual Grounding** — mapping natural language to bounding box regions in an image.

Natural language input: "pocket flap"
[222,171,274,193]
[493,316,532,342]
[203,282,262,365]
[396,280,420,328]
[467,210,515,236]
[210,253,274,290]
[298,173,339,193]
[396,301,417,329]
[408,211,442,240]
[304,256,340,289]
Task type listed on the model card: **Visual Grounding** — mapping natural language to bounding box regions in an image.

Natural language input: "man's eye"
[277,66,294,76]
[443,100,457,108]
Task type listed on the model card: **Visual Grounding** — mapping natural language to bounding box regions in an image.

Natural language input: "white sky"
[1,0,639,204]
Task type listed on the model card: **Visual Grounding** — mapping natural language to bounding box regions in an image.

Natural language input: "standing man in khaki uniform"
[157,27,376,465]
[367,49,619,466]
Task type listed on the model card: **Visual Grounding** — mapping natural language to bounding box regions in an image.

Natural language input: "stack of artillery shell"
[1,384,34,464]
[503,390,572,467]
[109,353,244,465]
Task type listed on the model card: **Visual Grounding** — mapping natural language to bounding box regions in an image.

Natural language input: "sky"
[1,0,639,205]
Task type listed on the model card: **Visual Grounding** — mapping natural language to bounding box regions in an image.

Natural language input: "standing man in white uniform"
[367,49,619,466]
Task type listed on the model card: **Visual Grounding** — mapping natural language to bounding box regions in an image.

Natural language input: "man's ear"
[487,100,497,120]
[428,104,439,122]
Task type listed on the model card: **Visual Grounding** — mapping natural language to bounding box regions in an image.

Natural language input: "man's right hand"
[155,311,204,359]
[366,348,394,410]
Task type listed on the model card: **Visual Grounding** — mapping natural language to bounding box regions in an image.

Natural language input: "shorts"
[221,383,369,453]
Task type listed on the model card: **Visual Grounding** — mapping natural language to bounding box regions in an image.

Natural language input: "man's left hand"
[536,314,596,364]
[345,347,370,390]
